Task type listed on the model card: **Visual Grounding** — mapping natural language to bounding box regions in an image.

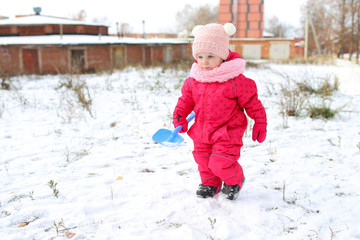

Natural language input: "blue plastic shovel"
[152,111,195,147]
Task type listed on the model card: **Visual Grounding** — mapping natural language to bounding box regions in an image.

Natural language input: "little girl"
[173,23,267,200]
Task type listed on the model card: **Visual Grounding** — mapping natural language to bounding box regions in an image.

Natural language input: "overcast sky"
[0,0,306,34]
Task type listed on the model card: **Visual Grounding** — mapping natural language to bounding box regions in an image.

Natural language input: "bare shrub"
[48,180,59,198]
[55,74,94,122]
[297,75,339,97]
[1,78,11,90]
[276,70,341,124]
[280,81,305,118]
[301,75,340,120]
[307,98,338,120]
[277,75,306,128]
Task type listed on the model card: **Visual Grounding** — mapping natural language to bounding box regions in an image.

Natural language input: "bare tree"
[117,22,132,37]
[337,0,347,58]
[325,0,360,59]
[301,0,336,55]
[265,16,294,37]
[299,0,360,59]
[348,0,359,60]
[175,4,218,34]
[71,10,87,21]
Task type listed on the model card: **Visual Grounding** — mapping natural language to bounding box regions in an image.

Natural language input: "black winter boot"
[196,184,220,198]
[222,184,240,200]
[222,178,245,200]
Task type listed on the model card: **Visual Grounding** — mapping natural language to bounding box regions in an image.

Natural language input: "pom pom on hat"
[192,23,236,60]
[192,25,203,36]
[224,23,236,36]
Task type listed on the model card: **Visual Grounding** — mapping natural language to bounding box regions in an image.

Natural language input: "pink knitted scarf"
[190,58,246,83]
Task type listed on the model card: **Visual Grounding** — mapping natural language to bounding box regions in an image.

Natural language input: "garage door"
[71,49,85,73]
[242,44,262,59]
[23,49,39,74]
[112,47,126,69]
[270,42,290,60]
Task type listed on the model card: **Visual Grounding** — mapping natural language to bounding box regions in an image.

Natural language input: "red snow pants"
[193,140,245,188]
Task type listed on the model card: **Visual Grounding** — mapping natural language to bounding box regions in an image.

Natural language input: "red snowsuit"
[173,50,267,189]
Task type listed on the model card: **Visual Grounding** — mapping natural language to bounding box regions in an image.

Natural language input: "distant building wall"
[126,45,144,66]
[0,46,20,74]
[87,45,111,72]
[0,43,188,75]
[0,15,189,75]
[41,46,68,73]
[152,45,164,63]
[219,0,264,38]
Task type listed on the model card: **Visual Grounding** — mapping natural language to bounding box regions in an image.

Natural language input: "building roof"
[0,15,107,27]
[0,34,189,45]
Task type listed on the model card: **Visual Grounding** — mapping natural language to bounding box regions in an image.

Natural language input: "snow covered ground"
[1,60,360,240]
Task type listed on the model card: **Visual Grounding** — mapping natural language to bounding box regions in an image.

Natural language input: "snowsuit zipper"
[202,84,210,142]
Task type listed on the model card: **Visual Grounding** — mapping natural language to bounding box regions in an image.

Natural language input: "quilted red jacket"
[173,50,267,144]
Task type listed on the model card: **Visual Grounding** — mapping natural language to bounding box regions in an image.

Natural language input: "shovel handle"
[186,111,196,122]
[175,111,195,134]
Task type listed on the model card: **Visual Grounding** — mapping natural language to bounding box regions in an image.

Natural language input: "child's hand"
[173,114,188,133]
[252,123,267,143]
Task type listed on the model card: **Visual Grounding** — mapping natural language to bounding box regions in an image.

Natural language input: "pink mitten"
[252,123,267,143]
[173,114,188,133]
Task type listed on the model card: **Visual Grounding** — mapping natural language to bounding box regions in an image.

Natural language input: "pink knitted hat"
[192,23,236,60]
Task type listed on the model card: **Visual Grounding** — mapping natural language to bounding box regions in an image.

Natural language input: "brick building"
[219,0,264,38]
[217,0,301,59]
[0,4,302,76]
[0,14,189,75]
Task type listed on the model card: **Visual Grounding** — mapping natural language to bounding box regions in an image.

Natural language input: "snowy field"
[1,60,360,240]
